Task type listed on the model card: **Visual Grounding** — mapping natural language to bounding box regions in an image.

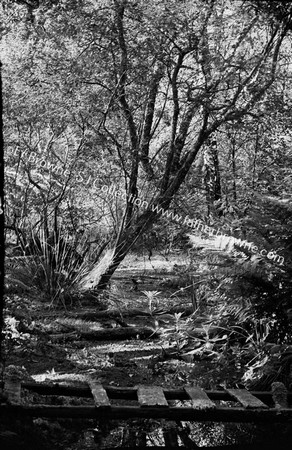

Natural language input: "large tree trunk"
[0,61,4,357]
[203,139,222,217]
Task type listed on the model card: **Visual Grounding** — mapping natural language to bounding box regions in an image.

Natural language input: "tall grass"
[9,229,93,306]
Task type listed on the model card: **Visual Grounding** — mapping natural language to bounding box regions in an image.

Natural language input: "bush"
[7,229,93,306]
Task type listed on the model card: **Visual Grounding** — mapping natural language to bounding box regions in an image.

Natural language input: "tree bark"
[203,139,221,216]
[0,61,5,359]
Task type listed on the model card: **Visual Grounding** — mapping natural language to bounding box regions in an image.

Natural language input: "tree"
[0,60,5,357]
[93,0,291,288]
[1,0,291,292]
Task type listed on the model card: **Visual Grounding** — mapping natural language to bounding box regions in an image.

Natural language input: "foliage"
[7,228,93,305]
[246,1,292,30]
[1,0,291,289]
[3,315,30,344]
[1,301,34,370]
[142,290,161,316]
[151,282,290,387]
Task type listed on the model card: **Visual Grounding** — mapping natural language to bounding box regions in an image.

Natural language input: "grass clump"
[6,228,93,306]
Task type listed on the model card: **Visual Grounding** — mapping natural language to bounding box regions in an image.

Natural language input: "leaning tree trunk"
[96,140,208,291]
[96,207,160,290]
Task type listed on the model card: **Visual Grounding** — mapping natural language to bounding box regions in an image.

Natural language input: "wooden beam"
[226,389,268,409]
[137,385,168,407]
[1,405,292,422]
[272,382,288,408]
[7,382,292,405]
[88,381,110,408]
[185,386,215,409]
[163,422,179,448]
[7,382,291,404]
[101,444,292,450]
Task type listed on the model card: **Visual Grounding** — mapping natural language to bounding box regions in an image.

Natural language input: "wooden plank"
[137,385,168,407]
[226,389,268,409]
[185,386,216,410]
[88,381,110,408]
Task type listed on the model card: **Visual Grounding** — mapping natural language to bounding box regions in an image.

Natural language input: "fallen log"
[70,308,149,320]
[49,326,159,342]
[65,305,194,321]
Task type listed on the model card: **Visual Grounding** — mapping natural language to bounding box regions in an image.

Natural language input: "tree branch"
[140,65,163,178]
[115,1,139,226]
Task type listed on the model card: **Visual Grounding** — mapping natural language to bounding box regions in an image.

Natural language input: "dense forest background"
[1,0,292,296]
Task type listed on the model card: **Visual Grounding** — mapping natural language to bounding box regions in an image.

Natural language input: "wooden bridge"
[1,380,292,448]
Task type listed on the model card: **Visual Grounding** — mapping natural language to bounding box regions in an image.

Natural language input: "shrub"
[7,229,93,306]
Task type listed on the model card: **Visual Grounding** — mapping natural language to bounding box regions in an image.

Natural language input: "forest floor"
[4,252,236,389]
[1,252,283,449]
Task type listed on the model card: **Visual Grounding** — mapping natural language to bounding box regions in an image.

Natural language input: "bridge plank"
[185,386,216,409]
[88,381,110,408]
[137,385,168,407]
[226,389,268,409]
